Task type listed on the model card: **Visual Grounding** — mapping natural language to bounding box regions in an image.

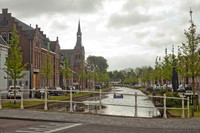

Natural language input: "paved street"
[1,118,200,133]
[0,109,200,133]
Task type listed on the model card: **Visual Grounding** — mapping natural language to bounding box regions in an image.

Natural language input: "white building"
[0,35,8,89]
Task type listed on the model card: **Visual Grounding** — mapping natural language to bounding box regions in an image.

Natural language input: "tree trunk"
[192,76,196,110]
[14,79,16,104]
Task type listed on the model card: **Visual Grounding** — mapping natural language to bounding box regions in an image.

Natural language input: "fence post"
[134,92,138,117]
[163,94,167,118]
[181,96,185,118]
[20,86,24,109]
[99,89,102,113]
[70,87,73,112]
[0,90,2,109]
[187,97,190,118]
[44,87,48,110]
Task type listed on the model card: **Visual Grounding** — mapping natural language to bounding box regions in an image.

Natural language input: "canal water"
[84,87,161,118]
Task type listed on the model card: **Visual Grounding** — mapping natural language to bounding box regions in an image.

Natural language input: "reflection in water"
[84,87,161,117]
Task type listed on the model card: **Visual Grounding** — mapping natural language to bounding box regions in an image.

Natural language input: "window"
[26,81,28,86]
[9,80,12,86]
[8,32,12,43]
[79,55,81,59]
[19,80,22,86]
[1,32,7,42]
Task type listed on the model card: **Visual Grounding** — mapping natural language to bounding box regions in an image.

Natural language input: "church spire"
[78,19,81,33]
[75,20,82,49]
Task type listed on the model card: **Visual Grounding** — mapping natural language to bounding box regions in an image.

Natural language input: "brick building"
[0,9,60,89]
[60,21,87,89]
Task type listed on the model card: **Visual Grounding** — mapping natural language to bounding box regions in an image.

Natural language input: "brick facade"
[0,9,60,89]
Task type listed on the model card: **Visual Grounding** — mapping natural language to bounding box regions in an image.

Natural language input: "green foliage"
[146,87,153,93]
[161,49,173,82]
[158,89,167,96]
[178,12,200,110]
[78,59,86,90]
[40,43,54,87]
[153,56,162,84]
[140,66,153,85]
[123,77,138,85]
[60,54,72,87]
[4,24,28,104]
[165,92,181,107]
[4,24,28,80]
[87,56,108,72]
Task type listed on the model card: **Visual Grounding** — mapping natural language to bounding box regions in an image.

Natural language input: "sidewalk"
[0,109,200,129]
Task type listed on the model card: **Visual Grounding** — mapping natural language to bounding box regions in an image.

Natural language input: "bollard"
[20,87,24,109]
[0,90,2,109]
[70,87,73,112]
[187,97,190,118]
[181,96,185,118]
[191,107,194,117]
[163,94,167,118]
[99,89,102,113]
[44,87,48,110]
[134,92,138,117]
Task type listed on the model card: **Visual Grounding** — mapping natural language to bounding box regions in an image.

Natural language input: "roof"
[25,30,35,40]
[0,35,8,46]
[50,41,57,52]
[60,49,74,65]
[14,18,57,52]
[14,19,34,31]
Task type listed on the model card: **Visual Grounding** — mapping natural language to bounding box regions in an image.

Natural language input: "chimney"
[2,8,8,14]
[30,24,31,27]
[56,37,58,41]
[36,24,38,28]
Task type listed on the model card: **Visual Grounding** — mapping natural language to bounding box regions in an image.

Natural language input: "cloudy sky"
[1,0,200,71]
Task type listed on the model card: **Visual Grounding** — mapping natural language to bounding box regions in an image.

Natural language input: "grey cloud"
[179,0,200,13]
[50,20,68,31]
[122,0,160,12]
[135,31,150,38]
[1,0,103,18]
[107,12,152,28]
[107,55,155,71]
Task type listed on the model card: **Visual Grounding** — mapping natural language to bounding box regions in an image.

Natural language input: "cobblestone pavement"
[1,109,200,130]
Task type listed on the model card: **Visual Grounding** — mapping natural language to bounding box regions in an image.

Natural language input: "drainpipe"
[30,41,32,93]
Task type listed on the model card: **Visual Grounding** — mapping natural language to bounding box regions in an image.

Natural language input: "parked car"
[153,85,161,90]
[95,85,102,90]
[185,84,192,91]
[35,88,50,98]
[67,86,76,93]
[48,87,64,96]
[7,86,22,98]
[177,85,185,92]
[167,84,173,91]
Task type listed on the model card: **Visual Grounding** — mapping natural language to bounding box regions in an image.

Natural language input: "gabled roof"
[60,49,74,65]
[0,35,7,46]
[14,19,34,31]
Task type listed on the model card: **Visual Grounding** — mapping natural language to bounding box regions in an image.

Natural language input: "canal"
[84,87,161,118]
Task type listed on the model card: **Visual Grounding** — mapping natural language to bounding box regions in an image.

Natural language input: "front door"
[33,74,37,89]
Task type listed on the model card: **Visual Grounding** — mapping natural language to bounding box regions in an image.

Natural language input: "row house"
[0,9,60,89]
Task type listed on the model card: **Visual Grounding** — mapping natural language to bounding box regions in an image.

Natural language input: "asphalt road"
[1,118,200,133]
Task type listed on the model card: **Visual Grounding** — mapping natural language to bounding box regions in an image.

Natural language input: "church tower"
[75,20,83,50]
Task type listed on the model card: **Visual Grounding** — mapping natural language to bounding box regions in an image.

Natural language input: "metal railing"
[0,87,190,118]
